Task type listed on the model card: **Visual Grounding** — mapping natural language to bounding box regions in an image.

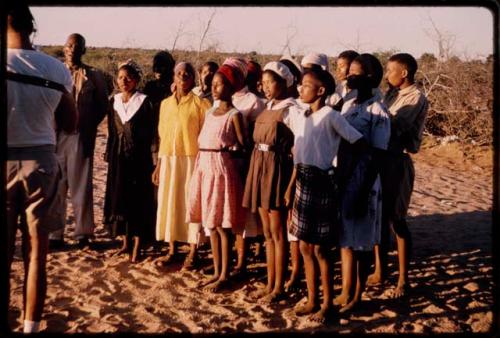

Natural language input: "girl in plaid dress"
[187,64,247,292]
[285,69,364,323]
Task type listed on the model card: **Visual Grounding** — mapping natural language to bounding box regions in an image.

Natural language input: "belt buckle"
[258,143,270,152]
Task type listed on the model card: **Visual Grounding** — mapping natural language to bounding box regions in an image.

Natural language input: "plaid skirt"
[289,164,339,245]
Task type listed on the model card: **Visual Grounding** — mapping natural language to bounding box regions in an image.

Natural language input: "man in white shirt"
[6,2,77,333]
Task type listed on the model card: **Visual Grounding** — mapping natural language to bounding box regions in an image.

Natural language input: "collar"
[113,91,147,123]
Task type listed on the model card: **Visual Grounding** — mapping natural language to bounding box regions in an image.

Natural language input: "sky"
[30,6,494,59]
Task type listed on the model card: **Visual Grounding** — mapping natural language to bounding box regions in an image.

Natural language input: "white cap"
[263,61,294,88]
[279,54,303,75]
[301,53,329,71]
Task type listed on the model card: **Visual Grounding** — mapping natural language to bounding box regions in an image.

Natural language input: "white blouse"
[113,91,147,124]
[284,105,363,170]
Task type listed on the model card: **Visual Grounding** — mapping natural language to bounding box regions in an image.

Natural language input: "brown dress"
[242,108,294,212]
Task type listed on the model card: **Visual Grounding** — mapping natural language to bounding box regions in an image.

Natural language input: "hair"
[201,61,219,73]
[353,53,384,88]
[337,50,359,64]
[153,51,175,71]
[302,68,336,97]
[7,1,35,34]
[303,64,323,72]
[66,33,86,50]
[280,59,302,85]
[262,69,288,95]
[118,64,141,81]
[388,53,418,83]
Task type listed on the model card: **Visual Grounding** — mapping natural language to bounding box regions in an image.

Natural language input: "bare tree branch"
[197,9,217,63]
[171,20,187,53]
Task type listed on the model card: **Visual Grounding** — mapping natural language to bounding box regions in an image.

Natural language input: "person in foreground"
[6,2,77,332]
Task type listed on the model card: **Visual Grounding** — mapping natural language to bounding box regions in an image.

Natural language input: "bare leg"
[334,247,353,307]
[155,241,176,266]
[182,242,197,270]
[202,230,220,290]
[391,219,412,298]
[113,235,129,256]
[24,226,49,322]
[295,241,317,315]
[285,240,301,292]
[367,244,384,285]
[130,236,140,263]
[234,234,246,272]
[251,208,274,299]
[260,210,287,303]
[340,250,371,313]
[309,245,331,323]
[205,228,231,293]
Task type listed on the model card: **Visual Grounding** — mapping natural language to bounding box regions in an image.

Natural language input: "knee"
[299,241,313,258]
[313,245,326,260]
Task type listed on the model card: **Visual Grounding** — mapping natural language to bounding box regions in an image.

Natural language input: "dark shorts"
[6,146,63,235]
[289,164,338,245]
[380,152,415,222]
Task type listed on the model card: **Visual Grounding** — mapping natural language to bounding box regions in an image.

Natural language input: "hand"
[284,187,294,208]
[151,164,161,186]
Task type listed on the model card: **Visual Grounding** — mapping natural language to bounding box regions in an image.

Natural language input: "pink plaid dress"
[188,107,244,232]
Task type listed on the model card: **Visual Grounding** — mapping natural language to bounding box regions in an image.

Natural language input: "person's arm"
[54,90,78,133]
[284,166,297,208]
[231,111,248,149]
[390,94,427,138]
[152,156,161,186]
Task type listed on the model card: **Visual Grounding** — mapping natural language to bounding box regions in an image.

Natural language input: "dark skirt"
[289,164,339,245]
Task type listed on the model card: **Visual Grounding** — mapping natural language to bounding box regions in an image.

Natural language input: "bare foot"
[196,274,220,288]
[112,246,128,257]
[366,272,384,286]
[249,286,272,300]
[230,266,247,280]
[284,277,301,293]
[332,293,350,307]
[203,278,230,293]
[294,301,317,316]
[182,253,197,271]
[258,290,286,304]
[308,306,331,323]
[338,297,360,314]
[155,252,175,267]
[390,282,410,299]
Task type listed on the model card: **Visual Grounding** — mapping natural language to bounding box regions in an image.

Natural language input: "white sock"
[23,320,40,333]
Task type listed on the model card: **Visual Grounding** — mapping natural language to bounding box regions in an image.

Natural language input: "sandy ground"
[8,122,494,334]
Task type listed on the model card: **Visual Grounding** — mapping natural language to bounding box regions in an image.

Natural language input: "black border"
[2,0,499,337]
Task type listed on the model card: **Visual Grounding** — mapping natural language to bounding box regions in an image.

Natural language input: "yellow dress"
[156,91,211,244]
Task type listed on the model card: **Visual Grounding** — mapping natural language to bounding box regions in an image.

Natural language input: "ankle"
[23,320,40,333]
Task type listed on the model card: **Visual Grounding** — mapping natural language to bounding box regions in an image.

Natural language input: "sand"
[8,122,494,333]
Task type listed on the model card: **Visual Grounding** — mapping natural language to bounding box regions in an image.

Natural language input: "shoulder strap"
[6,71,67,93]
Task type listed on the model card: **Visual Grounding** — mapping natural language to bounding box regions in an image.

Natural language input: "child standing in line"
[192,61,219,103]
[188,64,247,292]
[104,60,155,263]
[221,57,266,277]
[279,54,304,293]
[243,61,296,303]
[327,50,359,109]
[367,53,429,299]
[285,68,364,323]
[334,54,391,313]
[153,62,211,270]
[246,60,264,99]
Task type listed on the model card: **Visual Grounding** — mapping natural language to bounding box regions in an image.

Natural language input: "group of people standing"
[6,3,429,332]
